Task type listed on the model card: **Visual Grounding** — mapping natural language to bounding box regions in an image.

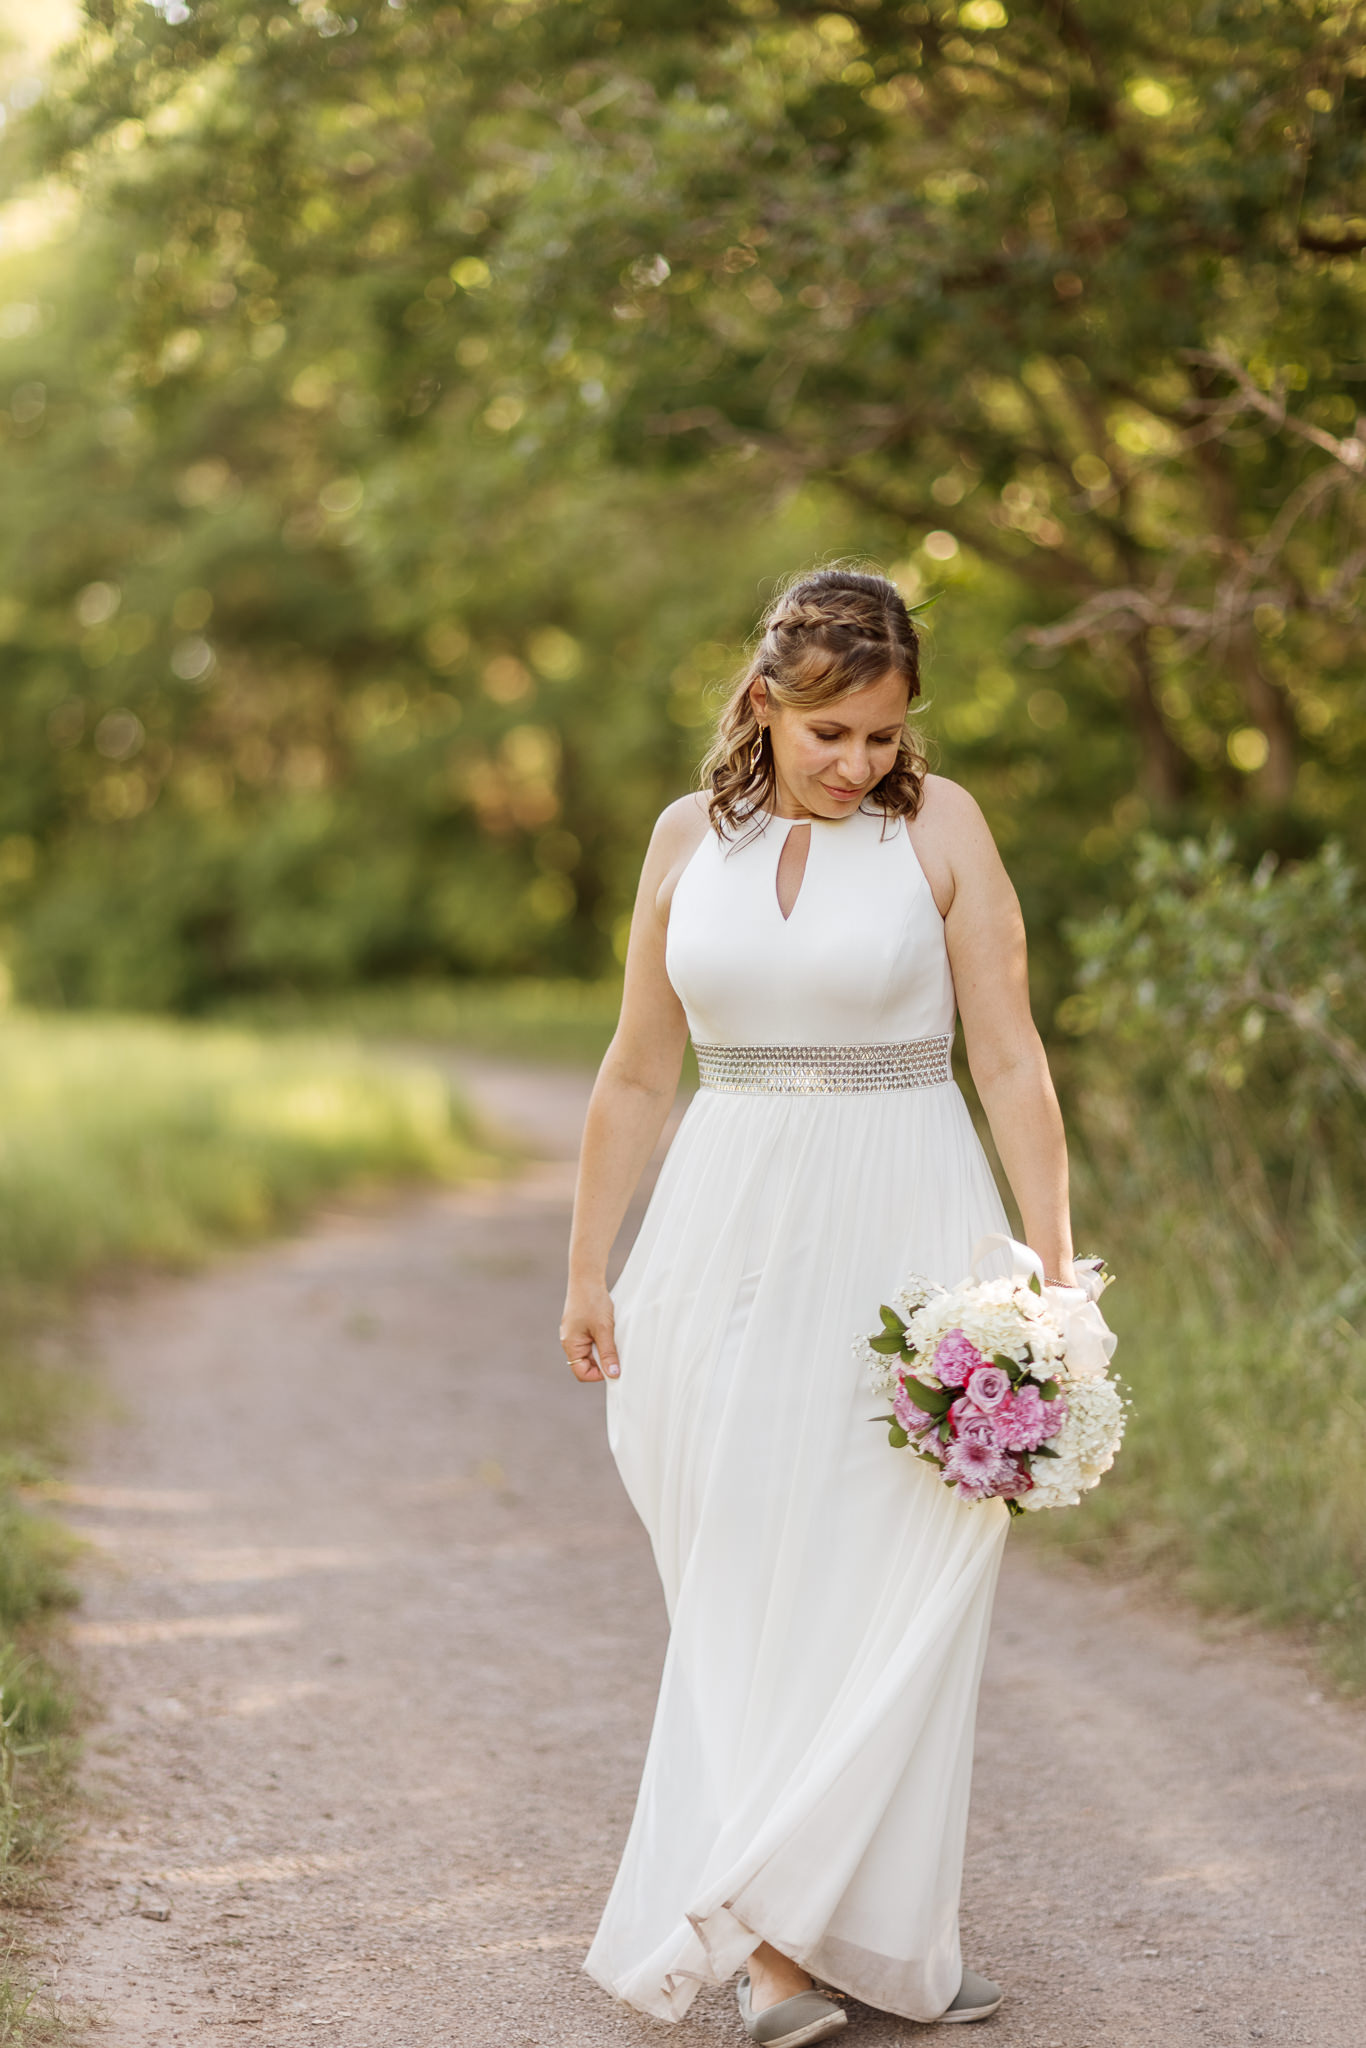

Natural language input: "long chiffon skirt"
[586,1078,1012,2024]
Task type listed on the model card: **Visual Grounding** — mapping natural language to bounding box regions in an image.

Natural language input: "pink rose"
[964,1363,1011,1412]
[956,1413,999,1451]
[931,1328,986,1388]
[948,1395,974,1435]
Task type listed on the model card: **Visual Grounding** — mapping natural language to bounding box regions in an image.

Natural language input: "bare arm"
[559,796,708,1382]
[910,778,1076,1286]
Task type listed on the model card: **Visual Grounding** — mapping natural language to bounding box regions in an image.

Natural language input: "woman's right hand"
[559,1281,620,1384]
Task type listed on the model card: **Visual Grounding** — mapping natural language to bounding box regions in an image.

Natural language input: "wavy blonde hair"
[698,568,928,839]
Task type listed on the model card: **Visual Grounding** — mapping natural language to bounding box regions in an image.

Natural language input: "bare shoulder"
[647,791,712,921]
[915,773,990,835]
[907,775,1007,917]
[651,789,711,856]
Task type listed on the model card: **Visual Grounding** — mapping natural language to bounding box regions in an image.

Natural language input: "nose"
[838,742,871,784]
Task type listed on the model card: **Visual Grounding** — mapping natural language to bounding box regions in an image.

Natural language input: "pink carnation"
[994,1385,1070,1452]
[964,1363,1011,1412]
[956,1413,1000,1451]
[931,1329,986,1388]
[1040,1394,1069,1438]
[993,1386,1047,1451]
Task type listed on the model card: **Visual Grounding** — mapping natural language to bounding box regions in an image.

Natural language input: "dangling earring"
[748,726,767,777]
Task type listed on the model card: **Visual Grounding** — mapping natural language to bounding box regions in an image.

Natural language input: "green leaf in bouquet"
[879,1305,907,1335]
[1039,1379,1060,1401]
[887,1423,909,1449]
[1032,1442,1060,1458]
[994,1353,1022,1380]
[1027,1271,1042,1295]
[909,1379,953,1414]
[869,1332,904,1355]
[938,1418,953,1443]
[1006,1499,1026,1519]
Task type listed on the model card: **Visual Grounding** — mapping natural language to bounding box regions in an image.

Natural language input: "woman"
[560,568,1077,2044]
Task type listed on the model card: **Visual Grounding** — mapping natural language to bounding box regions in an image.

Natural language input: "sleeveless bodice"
[665,803,956,1048]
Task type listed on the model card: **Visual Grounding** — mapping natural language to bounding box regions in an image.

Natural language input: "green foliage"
[1064,831,1366,1231]
[0,1511,76,1641]
[1041,836,1366,1684]
[0,1,1358,1010]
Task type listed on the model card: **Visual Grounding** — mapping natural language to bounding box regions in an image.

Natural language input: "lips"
[821,784,863,801]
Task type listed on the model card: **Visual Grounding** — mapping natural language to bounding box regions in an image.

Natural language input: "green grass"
[1019,1090,1366,1690]
[0,1011,493,1289]
[0,1007,497,2031]
[216,975,624,1067]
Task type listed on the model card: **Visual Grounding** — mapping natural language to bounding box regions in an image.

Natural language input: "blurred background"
[0,0,1364,1725]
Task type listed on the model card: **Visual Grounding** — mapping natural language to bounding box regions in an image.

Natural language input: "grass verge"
[215,975,624,1067]
[1019,1085,1366,1693]
[0,1008,494,2032]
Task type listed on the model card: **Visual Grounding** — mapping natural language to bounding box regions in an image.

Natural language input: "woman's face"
[752,671,911,821]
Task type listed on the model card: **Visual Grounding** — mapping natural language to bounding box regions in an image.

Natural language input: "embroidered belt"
[694,1035,955,1096]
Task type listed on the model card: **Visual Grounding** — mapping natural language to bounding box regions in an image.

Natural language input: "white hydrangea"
[1021,1374,1125,1512]
[902,1276,1067,1376]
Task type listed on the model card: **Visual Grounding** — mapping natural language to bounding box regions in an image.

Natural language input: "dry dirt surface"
[38,1056,1366,2048]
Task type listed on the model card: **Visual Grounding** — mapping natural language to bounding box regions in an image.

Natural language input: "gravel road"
[39,1056,1366,2046]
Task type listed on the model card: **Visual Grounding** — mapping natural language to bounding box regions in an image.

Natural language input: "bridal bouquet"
[855,1236,1124,1516]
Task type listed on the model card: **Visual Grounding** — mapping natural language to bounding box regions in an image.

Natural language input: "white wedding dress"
[585,802,1012,2024]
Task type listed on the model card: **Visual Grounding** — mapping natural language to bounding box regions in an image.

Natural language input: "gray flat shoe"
[937,1967,1004,2023]
[736,1971,849,2046]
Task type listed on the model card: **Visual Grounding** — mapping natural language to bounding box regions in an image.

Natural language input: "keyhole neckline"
[774,818,812,924]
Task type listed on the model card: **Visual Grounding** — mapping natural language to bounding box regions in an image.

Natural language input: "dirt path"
[40,1058,1366,2046]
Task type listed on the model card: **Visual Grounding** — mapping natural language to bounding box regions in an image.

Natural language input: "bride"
[559,568,1077,2043]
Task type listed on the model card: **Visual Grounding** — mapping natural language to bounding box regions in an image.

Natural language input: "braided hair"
[699,568,926,839]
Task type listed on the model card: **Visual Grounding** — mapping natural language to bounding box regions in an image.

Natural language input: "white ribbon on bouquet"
[968,1233,1117,1380]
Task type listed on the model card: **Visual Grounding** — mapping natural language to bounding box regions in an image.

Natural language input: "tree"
[0,0,1360,1005]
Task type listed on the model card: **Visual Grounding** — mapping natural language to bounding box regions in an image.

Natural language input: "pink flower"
[964,1363,1011,1412]
[956,1413,999,1451]
[948,1395,974,1435]
[993,1459,1034,1500]
[994,1385,1069,1452]
[931,1328,986,1388]
[1040,1394,1069,1438]
[942,1434,1008,1499]
[893,1381,938,1437]
[993,1386,1047,1451]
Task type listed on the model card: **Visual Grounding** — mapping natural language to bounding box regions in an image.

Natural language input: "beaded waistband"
[694,1035,954,1096]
